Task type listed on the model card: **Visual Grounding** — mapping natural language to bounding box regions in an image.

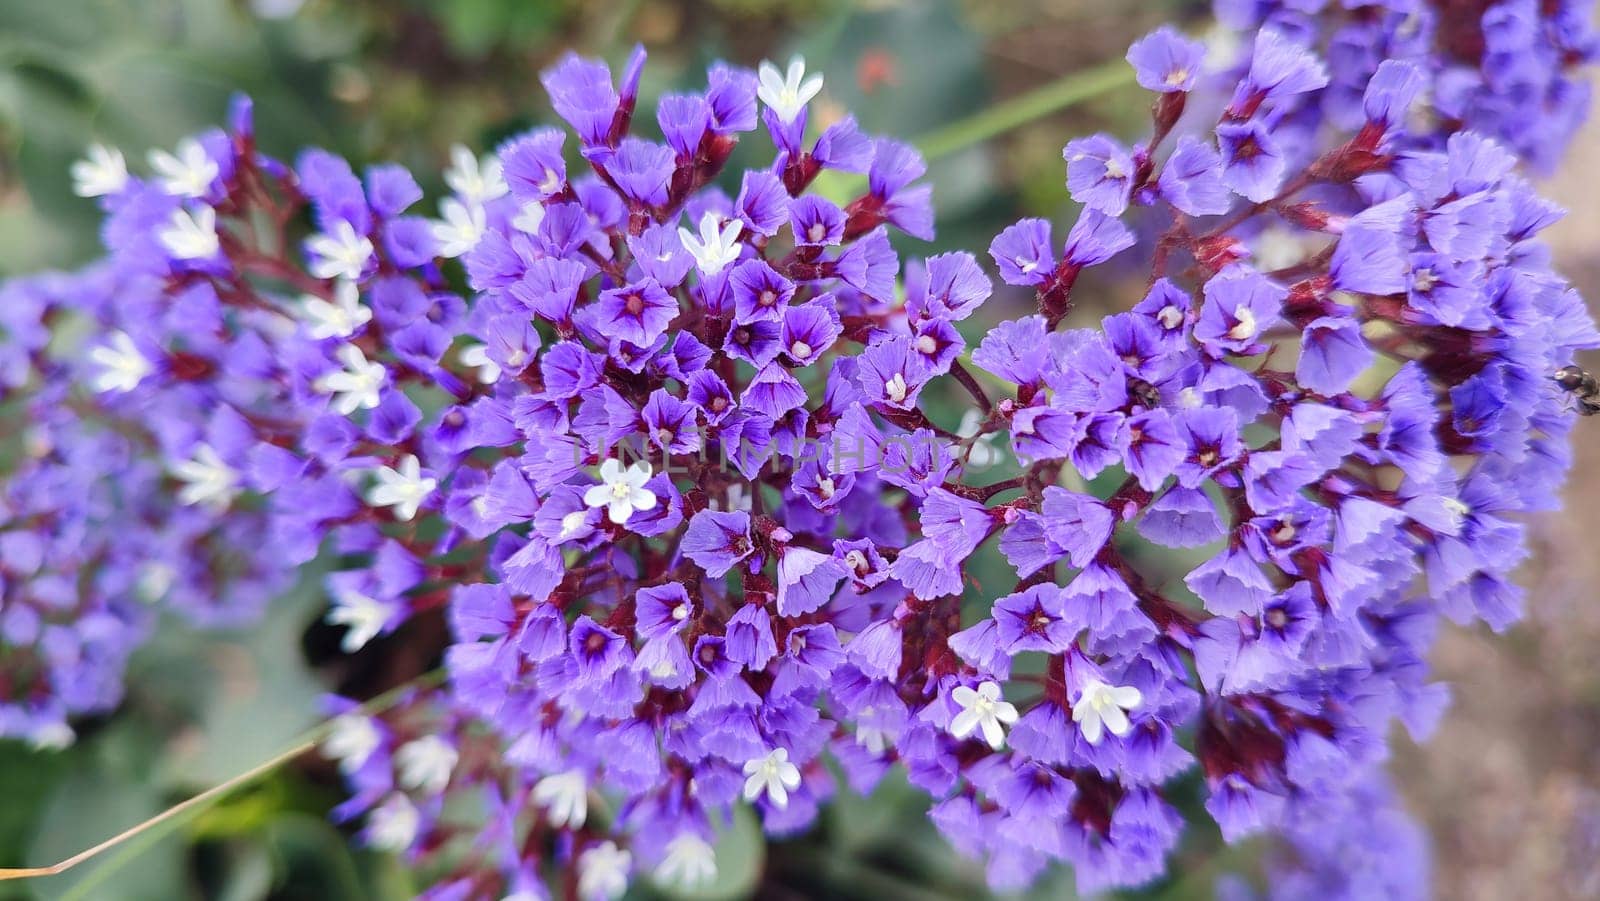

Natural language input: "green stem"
[914,57,1135,162]
[44,668,447,901]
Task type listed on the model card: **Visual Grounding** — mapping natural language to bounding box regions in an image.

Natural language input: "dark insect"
[1554,365,1600,416]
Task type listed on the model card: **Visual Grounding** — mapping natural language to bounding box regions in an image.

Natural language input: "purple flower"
[1231,29,1329,114]
[593,279,677,347]
[1216,120,1287,203]
[1065,134,1136,215]
[1157,136,1231,216]
[776,547,847,616]
[723,316,782,367]
[989,219,1055,287]
[681,510,753,578]
[1185,546,1273,617]
[1126,26,1205,93]
[993,585,1074,653]
[781,302,840,366]
[910,252,992,322]
[1297,315,1373,395]
[541,52,621,147]
[866,139,934,240]
[1063,209,1135,268]
[735,170,790,237]
[729,259,795,324]
[1039,487,1115,568]
[1330,226,1407,296]
[857,337,928,412]
[1194,265,1285,357]
[725,604,778,670]
[500,128,567,201]
[790,195,845,247]
[596,138,675,207]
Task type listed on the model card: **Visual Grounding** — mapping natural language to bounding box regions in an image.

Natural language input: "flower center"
[1226,307,1257,341]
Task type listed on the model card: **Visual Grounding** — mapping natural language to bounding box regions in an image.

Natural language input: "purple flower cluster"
[0,2,1595,897]
[0,262,295,745]
[1219,0,1597,171]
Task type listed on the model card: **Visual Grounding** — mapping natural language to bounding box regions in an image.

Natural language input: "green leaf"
[153,572,327,788]
[26,722,189,901]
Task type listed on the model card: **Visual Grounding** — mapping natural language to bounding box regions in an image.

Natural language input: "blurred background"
[0,0,1596,898]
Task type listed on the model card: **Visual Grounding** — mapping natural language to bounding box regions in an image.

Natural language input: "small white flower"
[512,200,547,234]
[149,137,218,198]
[578,841,632,901]
[582,458,657,525]
[741,747,802,809]
[299,280,371,340]
[459,343,501,384]
[394,735,458,795]
[71,143,128,198]
[366,454,437,522]
[1157,304,1185,330]
[676,212,743,276]
[323,714,381,773]
[757,56,824,124]
[432,197,487,258]
[366,793,420,853]
[326,588,392,652]
[307,220,374,282]
[655,833,717,889]
[159,205,220,260]
[1071,678,1144,745]
[88,330,153,394]
[533,770,588,828]
[949,681,1018,750]
[314,343,386,415]
[443,144,509,205]
[171,443,240,511]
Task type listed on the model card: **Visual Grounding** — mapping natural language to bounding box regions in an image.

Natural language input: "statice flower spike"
[5,15,1598,899]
